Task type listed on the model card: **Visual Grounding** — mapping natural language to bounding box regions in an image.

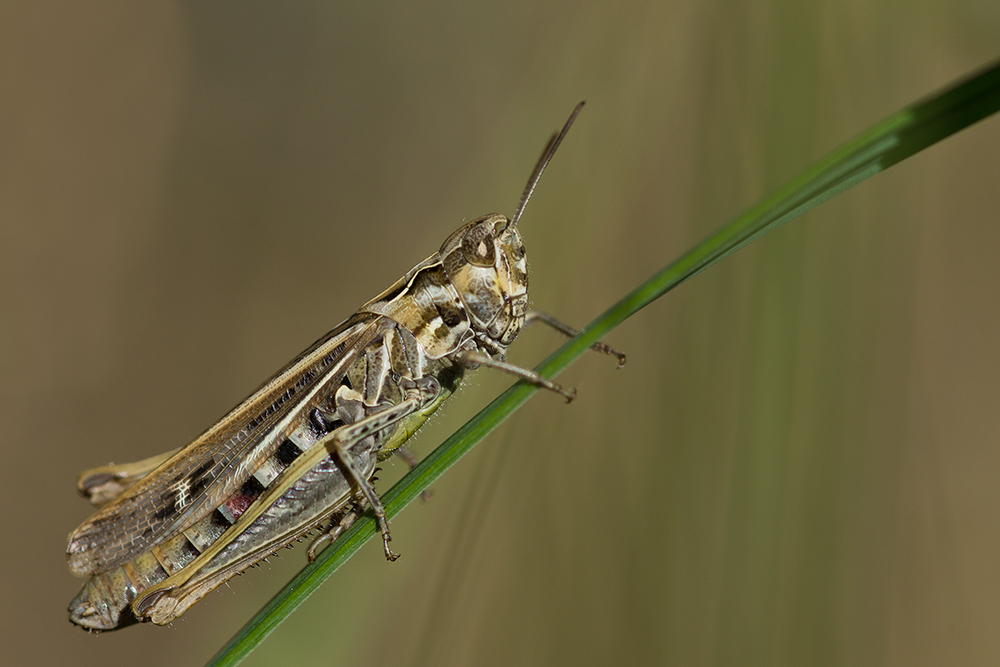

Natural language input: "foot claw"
[384,538,400,562]
[591,342,626,368]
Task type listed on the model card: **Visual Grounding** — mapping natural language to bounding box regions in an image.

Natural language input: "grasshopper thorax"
[439,213,528,352]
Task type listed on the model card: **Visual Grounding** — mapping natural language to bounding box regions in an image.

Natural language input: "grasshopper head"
[440,214,527,349]
[438,102,583,353]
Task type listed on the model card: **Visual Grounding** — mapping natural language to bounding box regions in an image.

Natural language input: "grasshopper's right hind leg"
[76,448,180,506]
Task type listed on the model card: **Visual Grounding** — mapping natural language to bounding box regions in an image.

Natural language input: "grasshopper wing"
[67,313,381,577]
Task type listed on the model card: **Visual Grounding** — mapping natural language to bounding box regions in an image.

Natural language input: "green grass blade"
[206,59,1000,667]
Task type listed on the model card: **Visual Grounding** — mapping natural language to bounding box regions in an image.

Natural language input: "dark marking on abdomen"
[211,508,233,529]
[276,439,302,465]
[240,476,265,498]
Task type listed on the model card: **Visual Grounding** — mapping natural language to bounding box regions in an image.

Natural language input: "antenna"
[504,101,585,231]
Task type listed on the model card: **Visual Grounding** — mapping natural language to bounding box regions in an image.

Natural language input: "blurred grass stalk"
[207,59,1000,667]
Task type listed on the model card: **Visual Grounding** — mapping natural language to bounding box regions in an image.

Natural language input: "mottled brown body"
[66,103,615,630]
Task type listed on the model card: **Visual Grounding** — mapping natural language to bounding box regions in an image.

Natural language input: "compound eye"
[461,223,496,267]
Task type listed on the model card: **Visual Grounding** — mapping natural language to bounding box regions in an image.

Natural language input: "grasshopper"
[66,102,623,630]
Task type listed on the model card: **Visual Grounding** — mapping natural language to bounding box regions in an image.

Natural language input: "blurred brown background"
[2,2,999,665]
